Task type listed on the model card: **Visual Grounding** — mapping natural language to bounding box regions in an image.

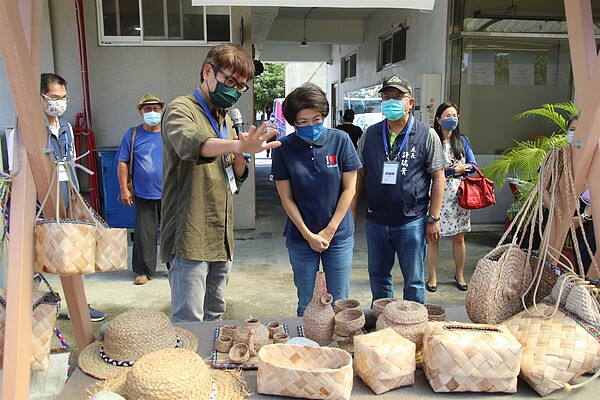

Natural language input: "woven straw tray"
[211,323,289,370]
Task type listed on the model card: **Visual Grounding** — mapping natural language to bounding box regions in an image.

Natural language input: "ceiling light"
[300,39,308,47]
[300,8,316,48]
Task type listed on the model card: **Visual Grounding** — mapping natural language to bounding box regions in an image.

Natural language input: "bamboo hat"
[78,309,198,380]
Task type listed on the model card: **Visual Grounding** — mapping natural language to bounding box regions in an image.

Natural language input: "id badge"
[225,165,238,194]
[58,165,69,182]
[381,161,399,185]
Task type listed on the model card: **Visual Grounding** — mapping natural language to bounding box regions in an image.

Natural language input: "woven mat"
[211,323,289,370]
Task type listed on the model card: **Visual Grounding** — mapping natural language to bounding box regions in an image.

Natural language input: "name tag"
[225,165,237,194]
[58,165,69,182]
[381,161,398,185]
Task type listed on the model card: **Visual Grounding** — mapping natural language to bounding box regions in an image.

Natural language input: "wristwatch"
[426,214,440,224]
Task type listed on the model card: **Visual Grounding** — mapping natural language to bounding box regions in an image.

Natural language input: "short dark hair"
[201,43,254,83]
[41,73,67,95]
[282,83,329,124]
[343,109,354,122]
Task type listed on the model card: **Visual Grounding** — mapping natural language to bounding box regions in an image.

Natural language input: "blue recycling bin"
[97,147,135,228]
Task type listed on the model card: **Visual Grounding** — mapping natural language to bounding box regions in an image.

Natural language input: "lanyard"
[382,115,414,161]
[193,88,228,140]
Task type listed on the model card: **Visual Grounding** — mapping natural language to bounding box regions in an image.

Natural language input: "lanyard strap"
[193,88,228,140]
[382,115,414,161]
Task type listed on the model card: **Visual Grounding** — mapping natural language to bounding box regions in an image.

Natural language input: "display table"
[59,307,594,399]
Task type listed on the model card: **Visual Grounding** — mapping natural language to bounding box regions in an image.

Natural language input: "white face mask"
[44,98,67,117]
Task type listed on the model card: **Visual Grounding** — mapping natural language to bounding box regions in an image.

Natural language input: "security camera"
[391,21,402,29]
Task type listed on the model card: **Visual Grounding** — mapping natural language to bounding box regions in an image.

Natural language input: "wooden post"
[0,0,95,397]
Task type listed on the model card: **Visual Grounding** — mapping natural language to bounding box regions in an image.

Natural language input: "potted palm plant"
[482,102,579,261]
[482,101,579,218]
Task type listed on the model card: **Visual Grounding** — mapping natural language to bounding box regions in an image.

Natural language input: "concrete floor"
[48,153,503,360]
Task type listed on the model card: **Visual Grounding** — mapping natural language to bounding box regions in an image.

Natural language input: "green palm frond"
[513,101,579,134]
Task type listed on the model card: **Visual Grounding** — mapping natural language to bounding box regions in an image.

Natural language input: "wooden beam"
[2,147,36,400]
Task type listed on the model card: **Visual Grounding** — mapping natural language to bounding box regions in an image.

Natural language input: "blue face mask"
[440,117,458,131]
[381,99,405,121]
[567,128,575,143]
[143,111,162,127]
[295,122,324,143]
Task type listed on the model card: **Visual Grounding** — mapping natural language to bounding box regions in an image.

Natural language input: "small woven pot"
[273,333,290,344]
[216,335,233,353]
[424,303,446,321]
[220,325,237,340]
[266,321,285,338]
[234,318,270,351]
[334,299,360,314]
[376,300,428,351]
[372,298,397,319]
[229,343,250,364]
[334,308,365,338]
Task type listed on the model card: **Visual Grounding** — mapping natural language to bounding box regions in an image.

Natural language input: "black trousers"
[132,197,161,277]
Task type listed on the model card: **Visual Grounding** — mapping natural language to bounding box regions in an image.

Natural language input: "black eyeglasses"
[381,93,410,101]
[213,66,249,93]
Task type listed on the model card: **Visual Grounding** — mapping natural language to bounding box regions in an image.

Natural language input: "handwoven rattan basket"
[257,344,353,400]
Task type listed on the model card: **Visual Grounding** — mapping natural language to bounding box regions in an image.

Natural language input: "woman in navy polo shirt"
[271,83,362,317]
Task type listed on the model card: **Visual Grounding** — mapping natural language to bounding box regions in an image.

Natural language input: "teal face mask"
[209,80,242,108]
[295,122,324,143]
[381,99,405,121]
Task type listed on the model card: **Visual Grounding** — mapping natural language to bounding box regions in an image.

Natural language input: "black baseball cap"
[379,74,412,94]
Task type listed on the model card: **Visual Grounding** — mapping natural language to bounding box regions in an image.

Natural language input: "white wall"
[328,5,448,110]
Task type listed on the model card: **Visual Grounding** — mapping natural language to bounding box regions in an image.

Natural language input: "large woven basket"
[354,328,415,394]
[422,321,522,393]
[257,344,353,400]
[35,219,96,275]
[504,302,600,396]
[466,244,533,324]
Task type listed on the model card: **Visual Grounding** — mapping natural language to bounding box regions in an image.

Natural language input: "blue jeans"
[286,236,354,317]
[168,257,231,322]
[365,216,426,304]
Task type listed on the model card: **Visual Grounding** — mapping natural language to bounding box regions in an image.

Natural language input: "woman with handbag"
[426,102,476,292]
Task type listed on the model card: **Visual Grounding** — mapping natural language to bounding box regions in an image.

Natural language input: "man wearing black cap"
[351,74,446,305]
[116,93,165,285]
[336,109,363,149]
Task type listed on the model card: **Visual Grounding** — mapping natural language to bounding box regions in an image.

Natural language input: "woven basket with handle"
[422,321,522,393]
[257,344,353,400]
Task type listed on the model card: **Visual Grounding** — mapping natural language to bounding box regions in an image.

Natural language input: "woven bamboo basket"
[35,219,96,275]
[354,328,416,394]
[504,303,600,396]
[422,321,522,393]
[257,344,353,400]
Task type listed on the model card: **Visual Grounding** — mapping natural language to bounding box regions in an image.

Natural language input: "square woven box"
[354,328,415,394]
[422,321,522,393]
[257,344,353,400]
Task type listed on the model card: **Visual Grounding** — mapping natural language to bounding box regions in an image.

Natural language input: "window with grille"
[97,0,230,45]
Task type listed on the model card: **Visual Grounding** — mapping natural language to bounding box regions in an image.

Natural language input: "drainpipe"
[73,0,100,211]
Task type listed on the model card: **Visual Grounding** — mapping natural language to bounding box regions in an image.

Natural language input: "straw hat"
[97,348,249,400]
[79,309,198,379]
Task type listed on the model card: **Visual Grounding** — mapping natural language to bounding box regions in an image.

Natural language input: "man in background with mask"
[33,73,106,321]
[351,74,446,305]
[116,93,165,285]
[161,43,280,322]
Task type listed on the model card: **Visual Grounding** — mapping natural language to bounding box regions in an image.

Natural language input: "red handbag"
[457,164,496,209]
